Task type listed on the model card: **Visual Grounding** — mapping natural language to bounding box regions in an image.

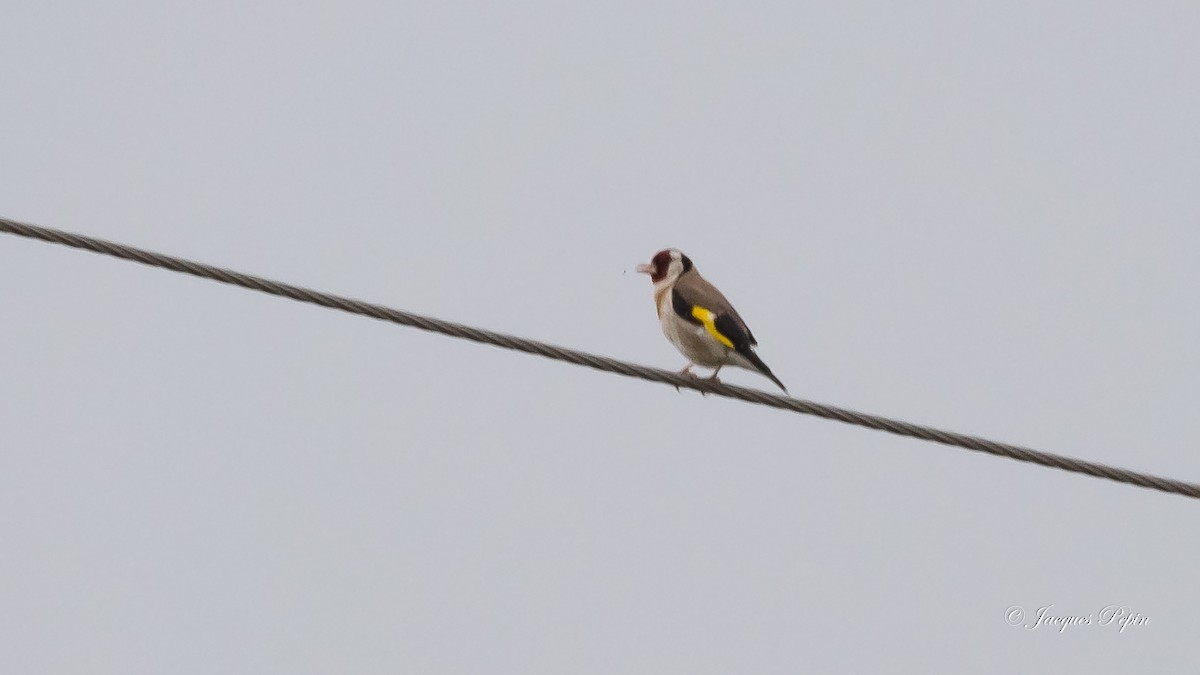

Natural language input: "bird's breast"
[653,286,670,319]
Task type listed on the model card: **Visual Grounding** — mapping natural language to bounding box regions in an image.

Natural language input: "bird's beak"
[636,263,654,275]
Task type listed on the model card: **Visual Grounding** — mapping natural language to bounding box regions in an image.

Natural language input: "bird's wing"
[670,271,758,350]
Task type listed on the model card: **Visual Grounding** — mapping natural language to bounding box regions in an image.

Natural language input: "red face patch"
[649,250,673,282]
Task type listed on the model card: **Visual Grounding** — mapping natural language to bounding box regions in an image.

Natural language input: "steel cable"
[3,216,1197,500]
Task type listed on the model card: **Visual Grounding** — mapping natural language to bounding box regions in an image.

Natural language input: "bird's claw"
[675,363,696,393]
[673,366,720,396]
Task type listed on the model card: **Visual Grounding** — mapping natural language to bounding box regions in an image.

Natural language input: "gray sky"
[2,2,1197,672]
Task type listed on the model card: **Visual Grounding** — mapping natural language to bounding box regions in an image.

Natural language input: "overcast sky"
[2,2,1198,673]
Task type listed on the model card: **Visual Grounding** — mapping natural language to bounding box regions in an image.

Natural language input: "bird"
[636,249,787,392]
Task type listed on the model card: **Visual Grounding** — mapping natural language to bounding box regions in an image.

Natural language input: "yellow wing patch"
[691,306,735,349]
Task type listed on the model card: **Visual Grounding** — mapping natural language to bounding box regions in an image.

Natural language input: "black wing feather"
[671,288,702,326]
[674,285,756,350]
[713,312,755,351]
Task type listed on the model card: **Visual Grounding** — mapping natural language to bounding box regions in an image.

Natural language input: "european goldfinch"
[636,249,787,392]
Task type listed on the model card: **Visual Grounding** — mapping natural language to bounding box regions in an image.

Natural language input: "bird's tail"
[740,348,788,393]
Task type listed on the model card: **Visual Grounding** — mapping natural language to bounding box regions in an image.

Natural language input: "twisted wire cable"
[3,216,1197,500]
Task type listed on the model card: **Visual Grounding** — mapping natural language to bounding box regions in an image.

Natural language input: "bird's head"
[636,249,693,284]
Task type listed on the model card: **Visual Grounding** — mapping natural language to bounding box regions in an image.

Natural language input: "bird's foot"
[675,363,696,393]
[697,366,723,394]
[697,370,722,396]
